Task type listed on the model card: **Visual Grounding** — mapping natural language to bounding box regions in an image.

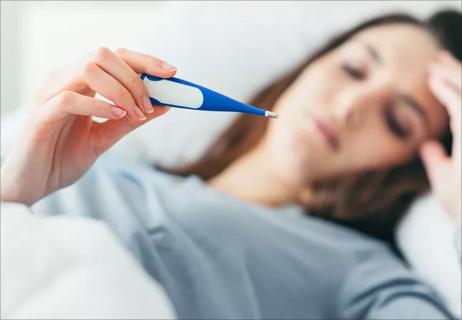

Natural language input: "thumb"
[419,140,449,187]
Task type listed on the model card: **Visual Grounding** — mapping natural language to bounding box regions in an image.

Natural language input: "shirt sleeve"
[31,154,174,264]
[337,246,458,320]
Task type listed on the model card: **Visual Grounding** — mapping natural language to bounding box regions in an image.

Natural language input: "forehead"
[352,24,448,135]
[354,23,440,75]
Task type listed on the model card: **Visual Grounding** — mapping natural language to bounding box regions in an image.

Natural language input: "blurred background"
[1,1,460,116]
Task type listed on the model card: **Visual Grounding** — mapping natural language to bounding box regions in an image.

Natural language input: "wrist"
[0,158,44,206]
[1,175,36,207]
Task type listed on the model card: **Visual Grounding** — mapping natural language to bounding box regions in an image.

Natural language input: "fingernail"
[134,106,147,120]
[160,61,176,71]
[143,95,154,113]
[111,107,126,118]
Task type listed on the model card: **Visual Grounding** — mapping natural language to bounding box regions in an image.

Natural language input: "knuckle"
[127,75,144,92]
[50,91,75,113]
[114,47,127,56]
[95,46,112,61]
[142,55,157,66]
[56,90,74,106]
[83,61,98,76]
[116,86,130,102]
[126,75,139,85]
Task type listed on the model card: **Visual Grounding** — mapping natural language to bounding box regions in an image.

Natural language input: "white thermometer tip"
[265,111,279,119]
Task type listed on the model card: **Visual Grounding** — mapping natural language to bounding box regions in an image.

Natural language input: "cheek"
[264,115,339,181]
[274,61,341,117]
[342,128,417,172]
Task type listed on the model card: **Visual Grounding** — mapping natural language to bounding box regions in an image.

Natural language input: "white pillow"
[397,195,461,317]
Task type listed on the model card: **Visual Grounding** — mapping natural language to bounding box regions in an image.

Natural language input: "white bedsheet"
[1,202,175,319]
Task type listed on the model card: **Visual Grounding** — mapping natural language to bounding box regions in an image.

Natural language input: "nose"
[333,84,390,130]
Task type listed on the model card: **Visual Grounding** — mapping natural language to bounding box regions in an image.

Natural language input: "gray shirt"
[33,155,456,319]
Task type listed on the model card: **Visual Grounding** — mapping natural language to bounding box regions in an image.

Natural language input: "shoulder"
[295,217,453,318]
[334,233,453,319]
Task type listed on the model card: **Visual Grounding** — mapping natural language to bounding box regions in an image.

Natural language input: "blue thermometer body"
[140,73,278,118]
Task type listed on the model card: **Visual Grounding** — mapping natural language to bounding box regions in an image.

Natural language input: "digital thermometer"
[141,73,278,118]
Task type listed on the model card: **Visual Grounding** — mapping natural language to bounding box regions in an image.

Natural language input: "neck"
[208,144,307,207]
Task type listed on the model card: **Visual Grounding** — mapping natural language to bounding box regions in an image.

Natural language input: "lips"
[313,117,340,151]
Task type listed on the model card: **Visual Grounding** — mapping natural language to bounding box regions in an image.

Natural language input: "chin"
[267,142,316,184]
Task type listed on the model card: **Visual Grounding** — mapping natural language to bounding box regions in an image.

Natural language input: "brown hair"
[169,11,460,254]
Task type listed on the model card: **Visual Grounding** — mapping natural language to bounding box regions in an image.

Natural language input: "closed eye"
[384,106,411,140]
[342,63,366,80]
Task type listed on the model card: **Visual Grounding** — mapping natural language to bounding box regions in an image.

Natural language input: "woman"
[1,10,461,319]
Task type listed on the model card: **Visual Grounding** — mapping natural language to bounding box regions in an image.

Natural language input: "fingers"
[92,47,154,115]
[428,73,461,120]
[428,52,461,126]
[430,51,462,91]
[85,47,176,120]
[37,47,177,122]
[114,48,177,76]
[52,91,127,119]
[419,140,449,187]
[81,61,147,120]
[428,51,462,164]
[42,90,127,123]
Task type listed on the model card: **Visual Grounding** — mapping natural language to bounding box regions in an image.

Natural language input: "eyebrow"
[364,44,382,65]
[362,42,429,128]
[398,95,429,127]
[359,41,430,129]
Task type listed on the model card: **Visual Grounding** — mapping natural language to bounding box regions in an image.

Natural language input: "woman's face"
[263,23,449,184]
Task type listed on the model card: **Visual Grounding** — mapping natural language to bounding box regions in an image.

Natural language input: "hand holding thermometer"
[141,73,278,118]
